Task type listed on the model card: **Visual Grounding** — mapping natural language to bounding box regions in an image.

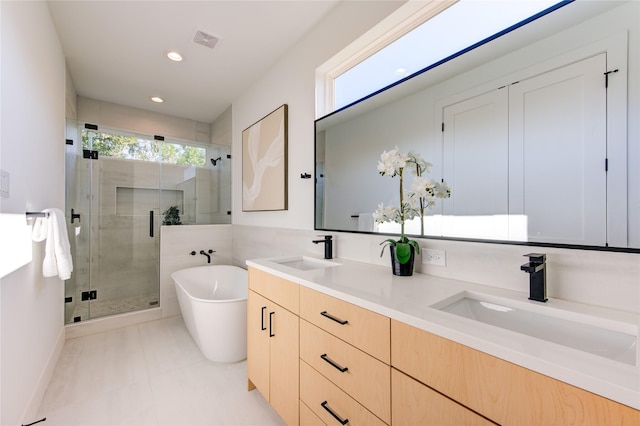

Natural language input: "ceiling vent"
[193,30,220,49]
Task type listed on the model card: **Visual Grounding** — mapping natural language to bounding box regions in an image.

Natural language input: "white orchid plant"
[374,147,451,265]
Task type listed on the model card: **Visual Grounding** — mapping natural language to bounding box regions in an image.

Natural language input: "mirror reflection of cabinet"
[440,53,607,246]
[441,87,509,241]
[508,53,607,246]
[315,1,636,249]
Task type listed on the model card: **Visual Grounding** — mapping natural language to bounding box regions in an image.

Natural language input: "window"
[82,128,206,167]
[330,0,564,111]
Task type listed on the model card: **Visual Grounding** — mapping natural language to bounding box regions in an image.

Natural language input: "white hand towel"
[32,208,73,280]
[358,213,375,232]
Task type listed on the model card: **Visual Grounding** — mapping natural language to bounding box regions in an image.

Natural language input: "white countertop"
[246,255,640,410]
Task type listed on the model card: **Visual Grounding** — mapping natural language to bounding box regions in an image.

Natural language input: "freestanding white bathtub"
[172,265,248,363]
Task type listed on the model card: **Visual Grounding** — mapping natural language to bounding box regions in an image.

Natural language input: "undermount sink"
[433,291,637,366]
[270,256,340,271]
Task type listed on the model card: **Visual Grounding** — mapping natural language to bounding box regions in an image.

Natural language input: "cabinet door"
[247,290,270,398]
[269,304,299,426]
[392,368,494,426]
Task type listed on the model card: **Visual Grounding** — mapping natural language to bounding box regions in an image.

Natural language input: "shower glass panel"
[65,124,228,323]
[65,126,161,323]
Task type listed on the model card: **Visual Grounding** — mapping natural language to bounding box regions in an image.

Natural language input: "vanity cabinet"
[391,320,640,425]
[247,268,299,426]
[392,368,494,426]
[247,266,638,426]
[299,286,391,425]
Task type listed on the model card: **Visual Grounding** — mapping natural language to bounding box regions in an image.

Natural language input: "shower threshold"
[71,292,159,322]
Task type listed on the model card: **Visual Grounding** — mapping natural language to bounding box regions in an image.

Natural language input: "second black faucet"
[312,235,333,259]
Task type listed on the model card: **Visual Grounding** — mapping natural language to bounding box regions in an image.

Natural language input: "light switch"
[0,170,9,198]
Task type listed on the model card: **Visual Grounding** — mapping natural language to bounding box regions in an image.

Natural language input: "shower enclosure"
[64,122,230,323]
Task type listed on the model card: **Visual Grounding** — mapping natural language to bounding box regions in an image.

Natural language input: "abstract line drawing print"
[242,105,288,211]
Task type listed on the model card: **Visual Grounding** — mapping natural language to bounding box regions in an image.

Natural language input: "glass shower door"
[65,126,161,323]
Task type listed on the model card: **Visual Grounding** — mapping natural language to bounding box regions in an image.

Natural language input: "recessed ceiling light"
[151,96,164,103]
[394,67,408,76]
[166,51,183,62]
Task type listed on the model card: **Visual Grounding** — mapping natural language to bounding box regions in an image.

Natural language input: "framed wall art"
[242,104,288,211]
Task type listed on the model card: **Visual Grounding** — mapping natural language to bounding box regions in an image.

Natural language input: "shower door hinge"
[83,149,99,160]
[81,290,97,301]
[65,296,73,303]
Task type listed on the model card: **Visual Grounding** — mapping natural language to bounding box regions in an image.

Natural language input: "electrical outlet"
[422,248,446,266]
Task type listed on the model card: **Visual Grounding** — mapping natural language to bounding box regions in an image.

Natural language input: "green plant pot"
[390,245,415,276]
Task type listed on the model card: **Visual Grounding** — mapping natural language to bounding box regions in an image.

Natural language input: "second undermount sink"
[432,291,637,366]
[270,256,340,271]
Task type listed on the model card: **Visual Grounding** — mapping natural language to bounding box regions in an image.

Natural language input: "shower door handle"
[70,208,81,224]
[149,210,154,238]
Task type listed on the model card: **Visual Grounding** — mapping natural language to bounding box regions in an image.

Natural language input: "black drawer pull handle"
[320,353,348,373]
[260,306,267,331]
[320,311,348,325]
[269,311,275,337]
[321,401,349,425]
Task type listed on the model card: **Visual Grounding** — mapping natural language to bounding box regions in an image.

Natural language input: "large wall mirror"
[315,0,639,250]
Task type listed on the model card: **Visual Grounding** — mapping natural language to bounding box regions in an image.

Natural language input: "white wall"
[77,96,211,144]
[231,1,640,316]
[232,0,404,230]
[0,2,67,424]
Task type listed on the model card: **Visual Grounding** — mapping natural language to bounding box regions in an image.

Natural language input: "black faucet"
[312,235,333,259]
[520,253,547,302]
[199,249,215,264]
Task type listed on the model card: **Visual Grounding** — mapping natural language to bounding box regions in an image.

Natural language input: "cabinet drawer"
[392,368,494,426]
[301,361,387,426]
[300,401,325,426]
[391,320,640,425]
[248,267,299,314]
[300,319,390,424]
[299,285,389,363]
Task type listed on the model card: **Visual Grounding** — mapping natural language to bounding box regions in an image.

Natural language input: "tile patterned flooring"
[36,316,286,426]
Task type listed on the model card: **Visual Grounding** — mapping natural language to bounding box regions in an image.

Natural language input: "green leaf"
[395,242,413,264]
[379,239,397,257]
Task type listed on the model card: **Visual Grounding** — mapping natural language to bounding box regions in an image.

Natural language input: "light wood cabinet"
[299,286,391,425]
[300,319,390,423]
[248,267,639,426]
[247,268,299,426]
[301,360,387,426]
[391,319,640,426]
[392,368,494,426]
[300,400,325,426]
[299,285,390,363]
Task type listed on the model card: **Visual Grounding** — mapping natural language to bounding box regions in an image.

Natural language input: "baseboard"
[21,325,65,425]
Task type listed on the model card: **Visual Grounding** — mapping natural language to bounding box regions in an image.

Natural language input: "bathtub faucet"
[199,249,215,264]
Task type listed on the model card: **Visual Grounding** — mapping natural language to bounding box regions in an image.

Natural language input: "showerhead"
[210,157,222,166]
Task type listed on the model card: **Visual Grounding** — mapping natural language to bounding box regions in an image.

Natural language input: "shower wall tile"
[159,224,232,318]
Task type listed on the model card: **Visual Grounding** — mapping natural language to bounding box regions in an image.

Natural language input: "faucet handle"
[317,235,332,240]
[523,253,545,264]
